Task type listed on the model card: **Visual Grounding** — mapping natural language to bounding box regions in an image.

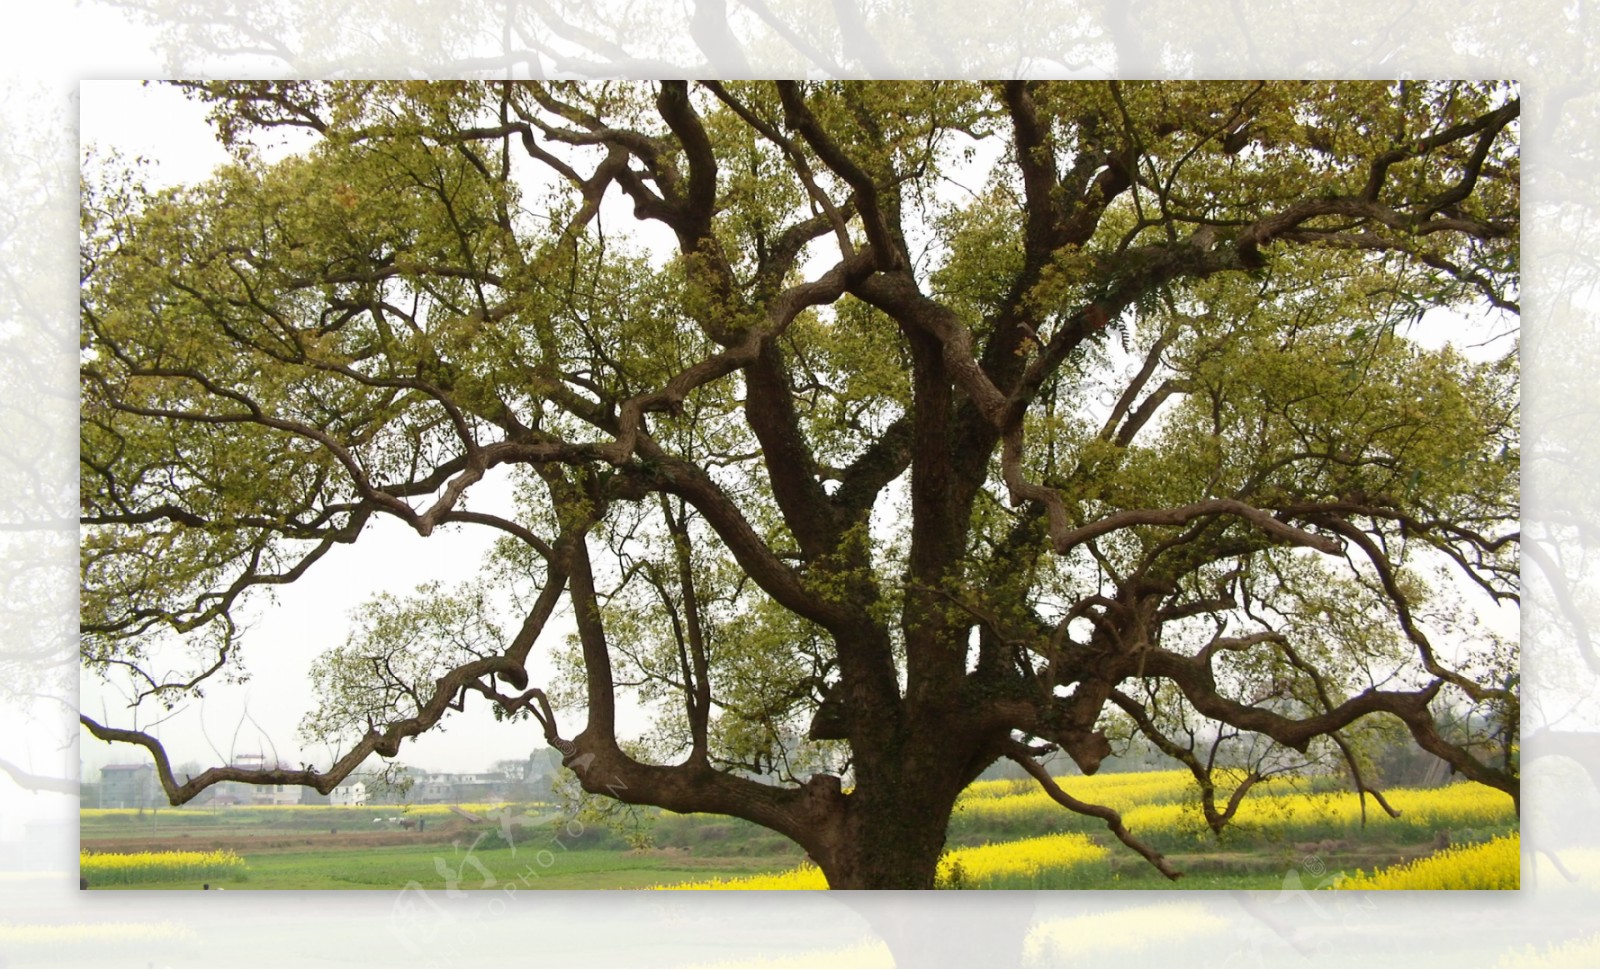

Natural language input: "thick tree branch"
[1041,498,1342,557]
[82,649,532,803]
[776,82,903,270]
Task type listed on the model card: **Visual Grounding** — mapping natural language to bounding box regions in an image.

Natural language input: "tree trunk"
[811,728,977,889]
[818,790,956,889]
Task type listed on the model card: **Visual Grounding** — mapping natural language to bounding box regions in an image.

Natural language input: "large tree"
[81,80,1519,889]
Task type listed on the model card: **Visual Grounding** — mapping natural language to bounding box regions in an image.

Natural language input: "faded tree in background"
[0,81,78,798]
[81,81,1518,888]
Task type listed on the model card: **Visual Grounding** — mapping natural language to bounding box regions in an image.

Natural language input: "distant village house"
[331,781,367,806]
[98,763,155,809]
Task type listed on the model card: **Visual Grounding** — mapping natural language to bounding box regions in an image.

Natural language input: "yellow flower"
[655,833,1105,890]
[1119,780,1515,842]
[1334,833,1519,890]
[656,862,829,891]
[937,833,1107,889]
[80,849,249,885]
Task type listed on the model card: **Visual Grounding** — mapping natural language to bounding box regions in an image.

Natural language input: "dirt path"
[82,822,472,856]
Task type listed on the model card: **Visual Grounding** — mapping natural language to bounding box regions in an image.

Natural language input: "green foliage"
[301,582,502,746]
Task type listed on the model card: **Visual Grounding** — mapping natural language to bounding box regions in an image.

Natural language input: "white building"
[331,782,367,806]
[257,782,303,806]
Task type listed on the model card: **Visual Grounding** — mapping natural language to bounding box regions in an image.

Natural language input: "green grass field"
[86,843,793,890]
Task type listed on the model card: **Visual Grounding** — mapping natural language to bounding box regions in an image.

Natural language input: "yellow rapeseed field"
[1115,780,1515,843]
[953,768,1299,835]
[1335,833,1520,889]
[959,768,1198,810]
[80,849,248,886]
[79,808,215,819]
[958,772,1513,846]
[657,833,1106,890]
[937,833,1108,889]
[659,862,830,890]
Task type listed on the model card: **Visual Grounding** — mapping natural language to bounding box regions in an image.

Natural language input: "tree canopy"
[81,80,1519,888]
